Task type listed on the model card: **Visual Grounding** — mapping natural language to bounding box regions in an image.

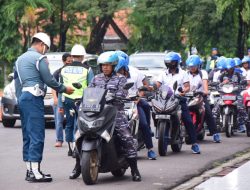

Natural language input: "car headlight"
[222,85,234,93]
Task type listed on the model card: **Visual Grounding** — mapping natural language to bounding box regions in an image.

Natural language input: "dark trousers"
[179,97,197,144]
[137,99,153,149]
[203,96,217,135]
[19,92,45,162]
[64,97,78,142]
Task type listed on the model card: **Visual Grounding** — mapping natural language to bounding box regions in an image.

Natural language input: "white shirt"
[157,67,189,91]
[241,67,248,77]
[213,70,221,82]
[127,66,145,95]
[187,70,208,91]
[246,70,250,81]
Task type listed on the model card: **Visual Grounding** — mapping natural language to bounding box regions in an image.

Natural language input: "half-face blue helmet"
[115,50,129,64]
[224,58,235,69]
[233,57,242,66]
[115,56,129,72]
[216,56,227,70]
[97,51,119,65]
[164,52,181,63]
[186,55,201,67]
[242,56,250,64]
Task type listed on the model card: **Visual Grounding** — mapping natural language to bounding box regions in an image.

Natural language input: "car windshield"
[129,54,166,68]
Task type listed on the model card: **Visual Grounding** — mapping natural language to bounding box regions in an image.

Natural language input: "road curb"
[170,148,250,190]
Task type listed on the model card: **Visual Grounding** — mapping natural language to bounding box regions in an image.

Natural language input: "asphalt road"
[1,121,250,190]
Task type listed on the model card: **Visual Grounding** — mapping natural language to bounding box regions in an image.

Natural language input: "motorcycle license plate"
[155,115,170,120]
[222,95,236,101]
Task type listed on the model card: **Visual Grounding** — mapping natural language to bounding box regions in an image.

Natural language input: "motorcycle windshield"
[82,88,107,112]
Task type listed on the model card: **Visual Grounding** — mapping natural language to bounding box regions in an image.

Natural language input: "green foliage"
[128,0,187,53]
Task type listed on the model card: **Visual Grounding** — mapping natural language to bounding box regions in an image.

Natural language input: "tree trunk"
[86,17,109,54]
[59,0,64,51]
[237,0,245,58]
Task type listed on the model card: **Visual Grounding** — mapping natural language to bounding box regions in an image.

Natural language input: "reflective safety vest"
[61,64,88,99]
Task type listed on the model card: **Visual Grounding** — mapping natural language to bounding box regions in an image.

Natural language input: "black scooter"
[74,82,134,185]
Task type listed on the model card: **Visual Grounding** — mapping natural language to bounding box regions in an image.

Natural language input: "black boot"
[28,162,52,182]
[127,157,141,182]
[69,157,81,179]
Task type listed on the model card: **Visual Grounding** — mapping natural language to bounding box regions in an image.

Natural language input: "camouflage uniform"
[89,73,137,158]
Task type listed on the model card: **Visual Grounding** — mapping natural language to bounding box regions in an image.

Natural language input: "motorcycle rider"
[115,51,157,160]
[186,55,221,143]
[156,52,201,154]
[241,56,250,78]
[213,58,247,133]
[69,51,141,181]
[233,57,243,75]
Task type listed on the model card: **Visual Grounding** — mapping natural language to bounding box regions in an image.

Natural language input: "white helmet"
[71,44,86,56]
[32,32,51,48]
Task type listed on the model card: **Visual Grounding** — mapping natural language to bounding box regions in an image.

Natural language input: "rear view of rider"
[156,52,201,154]
[186,55,221,143]
[69,51,141,181]
[213,58,247,133]
[115,50,157,160]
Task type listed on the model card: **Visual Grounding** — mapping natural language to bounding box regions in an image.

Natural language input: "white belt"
[22,84,45,96]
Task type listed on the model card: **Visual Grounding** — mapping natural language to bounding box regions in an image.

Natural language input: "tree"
[74,0,130,53]
[186,0,238,57]
[128,0,188,53]
[215,0,250,58]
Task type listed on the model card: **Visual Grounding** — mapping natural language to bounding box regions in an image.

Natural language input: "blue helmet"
[216,56,227,70]
[97,51,118,65]
[115,50,129,64]
[233,57,242,66]
[164,52,181,64]
[224,58,235,69]
[186,55,201,67]
[115,56,129,72]
[242,56,250,64]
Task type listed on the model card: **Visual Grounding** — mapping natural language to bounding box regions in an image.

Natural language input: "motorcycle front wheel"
[81,150,99,185]
[171,125,183,152]
[224,114,232,138]
[247,109,250,137]
[158,120,168,156]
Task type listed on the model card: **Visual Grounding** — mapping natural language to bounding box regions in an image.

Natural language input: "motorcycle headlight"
[161,90,168,100]
[222,85,234,93]
[92,117,105,128]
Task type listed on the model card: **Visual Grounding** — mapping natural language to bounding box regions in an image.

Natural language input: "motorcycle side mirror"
[123,82,134,90]
[173,81,178,91]
[72,82,82,89]
[8,73,14,82]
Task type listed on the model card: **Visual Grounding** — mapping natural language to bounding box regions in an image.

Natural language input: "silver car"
[129,52,166,83]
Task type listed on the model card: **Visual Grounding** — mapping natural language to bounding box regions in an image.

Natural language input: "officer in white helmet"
[58,44,94,170]
[14,32,74,182]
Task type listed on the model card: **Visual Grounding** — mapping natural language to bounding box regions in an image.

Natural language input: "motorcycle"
[75,82,134,185]
[124,98,145,150]
[242,83,250,137]
[208,82,222,132]
[185,90,206,143]
[151,83,184,156]
[218,82,239,137]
